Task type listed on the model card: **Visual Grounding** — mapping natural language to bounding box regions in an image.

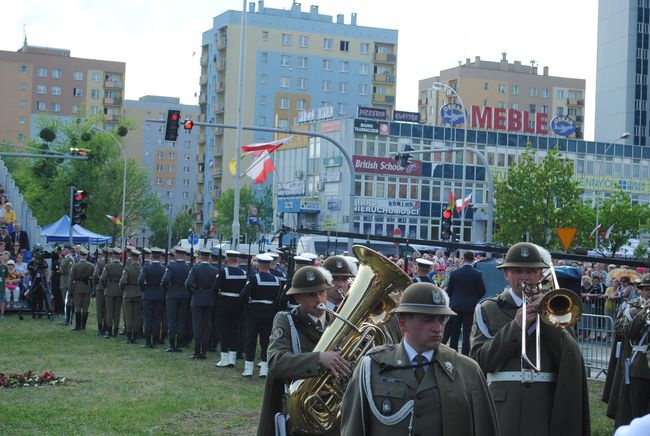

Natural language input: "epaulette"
[366,343,395,356]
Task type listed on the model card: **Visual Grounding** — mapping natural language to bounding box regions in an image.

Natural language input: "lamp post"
[431,81,470,242]
[594,131,630,251]
[92,125,127,250]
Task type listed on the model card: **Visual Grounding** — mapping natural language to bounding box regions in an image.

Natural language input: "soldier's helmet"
[496,242,549,269]
[393,282,456,316]
[286,266,333,295]
[322,255,354,278]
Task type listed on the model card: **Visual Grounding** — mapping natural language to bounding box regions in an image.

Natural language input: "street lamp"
[92,125,127,250]
[594,131,630,251]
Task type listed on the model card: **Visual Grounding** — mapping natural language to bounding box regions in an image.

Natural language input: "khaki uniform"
[69,260,94,312]
[101,260,124,336]
[470,288,590,436]
[92,258,107,332]
[120,263,143,337]
[59,254,74,303]
[341,342,499,436]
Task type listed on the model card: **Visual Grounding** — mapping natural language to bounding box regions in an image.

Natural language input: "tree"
[597,188,650,255]
[172,211,195,246]
[147,208,169,248]
[213,186,264,242]
[493,146,584,250]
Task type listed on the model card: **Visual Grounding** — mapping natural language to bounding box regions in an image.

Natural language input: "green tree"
[493,146,584,250]
[597,188,650,255]
[147,208,169,248]
[213,186,263,242]
[172,211,195,246]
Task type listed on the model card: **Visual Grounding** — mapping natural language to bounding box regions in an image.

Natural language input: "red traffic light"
[74,190,88,201]
[183,119,194,130]
[442,209,453,220]
[171,112,179,121]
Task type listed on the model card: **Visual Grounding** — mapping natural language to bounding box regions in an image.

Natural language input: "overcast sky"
[4,0,597,138]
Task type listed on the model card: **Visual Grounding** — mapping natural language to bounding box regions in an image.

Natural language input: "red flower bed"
[0,369,65,388]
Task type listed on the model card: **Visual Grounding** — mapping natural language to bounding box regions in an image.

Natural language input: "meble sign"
[470,105,550,135]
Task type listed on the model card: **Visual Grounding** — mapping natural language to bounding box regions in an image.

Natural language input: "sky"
[4,0,598,138]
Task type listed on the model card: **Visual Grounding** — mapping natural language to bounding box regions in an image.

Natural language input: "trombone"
[520,265,582,372]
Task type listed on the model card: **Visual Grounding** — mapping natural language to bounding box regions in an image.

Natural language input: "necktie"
[414,354,427,383]
[315,319,323,332]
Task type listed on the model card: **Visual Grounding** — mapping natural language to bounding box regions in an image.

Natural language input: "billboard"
[353,155,422,176]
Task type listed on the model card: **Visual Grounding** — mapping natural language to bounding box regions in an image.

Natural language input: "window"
[51,103,61,112]
[183,179,190,186]
[73,88,83,97]
[168,165,175,172]
[541,105,549,114]
[73,71,83,80]
[37,67,47,77]
[299,35,309,47]
[281,55,291,67]
[19,116,25,125]
[339,61,349,73]
[262,31,269,41]
[556,107,564,116]
[279,97,290,109]
[511,103,519,110]
[322,80,332,92]
[529,104,536,113]
[36,85,47,94]
[157,152,164,159]
[183,166,190,173]
[298,57,308,68]
[156,178,163,185]
[556,90,565,99]
[17,134,24,141]
[91,106,100,115]
[167,178,174,186]
[184,153,191,160]
[360,42,370,54]
[260,95,267,105]
[280,76,290,88]
[168,152,175,159]
[52,69,62,79]
[296,99,307,110]
[91,89,100,99]
[359,64,369,75]
[483,99,489,106]
[297,77,307,89]
[51,86,61,95]
[20,83,27,91]
[259,116,267,126]
[92,72,101,82]
[484,82,490,90]
[340,40,349,51]
[19,100,26,108]
[337,102,348,115]
[498,101,506,109]
[530,87,538,97]
[156,164,164,171]
[498,84,506,93]
[281,33,292,46]
[261,74,268,84]
[359,84,369,95]
[261,52,268,63]
[20,65,28,73]
[568,90,578,99]
[72,104,81,114]
[338,82,349,94]
[323,38,333,50]
[183,192,189,199]
[184,141,191,149]
[322,59,333,71]
[541,88,550,97]
[511,85,519,95]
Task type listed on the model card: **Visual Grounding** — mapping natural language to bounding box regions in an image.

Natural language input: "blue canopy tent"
[41,215,113,244]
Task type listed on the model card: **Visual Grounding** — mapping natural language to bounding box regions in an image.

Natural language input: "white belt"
[250,299,274,305]
[220,292,240,298]
[287,303,299,309]
[487,371,558,384]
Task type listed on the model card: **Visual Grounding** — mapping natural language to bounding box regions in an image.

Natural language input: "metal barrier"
[576,313,615,380]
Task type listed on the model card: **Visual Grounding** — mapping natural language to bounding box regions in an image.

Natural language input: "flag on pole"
[463,193,472,210]
[588,224,601,240]
[228,153,246,176]
[455,193,472,214]
[448,191,455,211]
[241,137,292,184]
[106,214,123,226]
[602,224,615,239]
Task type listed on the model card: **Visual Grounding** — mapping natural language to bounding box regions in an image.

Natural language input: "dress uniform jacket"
[412,275,433,283]
[60,254,75,295]
[470,288,590,436]
[138,261,166,301]
[161,260,191,299]
[101,260,125,297]
[257,308,330,436]
[186,262,219,307]
[120,264,142,298]
[70,260,94,295]
[92,258,106,294]
[341,342,499,436]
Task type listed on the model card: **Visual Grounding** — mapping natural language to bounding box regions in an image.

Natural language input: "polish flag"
[448,191,455,211]
[602,224,615,239]
[588,224,601,240]
[106,214,123,226]
[455,193,472,214]
[242,137,291,184]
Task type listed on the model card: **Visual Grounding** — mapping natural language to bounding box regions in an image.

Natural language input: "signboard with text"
[353,119,390,136]
[393,110,421,123]
[357,106,387,120]
[277,180,305,197]
[354,198,421,216]
[353,155,422,176]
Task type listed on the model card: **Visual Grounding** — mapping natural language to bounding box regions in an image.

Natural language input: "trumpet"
[520,265,582,372]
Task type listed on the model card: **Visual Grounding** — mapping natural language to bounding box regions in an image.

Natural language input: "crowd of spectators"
[0,184,29,318]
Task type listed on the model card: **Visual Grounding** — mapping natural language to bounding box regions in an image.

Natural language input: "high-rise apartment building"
[0,40,125,143]
[197,1,398,227]
[595,0,647,145]
[122,96,199,220]
[419,54,585,139]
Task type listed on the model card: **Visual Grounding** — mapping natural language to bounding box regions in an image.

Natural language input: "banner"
[354,198,421,216]
[353,155,422,176]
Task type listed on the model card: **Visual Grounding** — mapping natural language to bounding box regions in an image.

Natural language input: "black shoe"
[141,342,152,349]
[81,313,88,330]
[166,347,175,353]
[72,313,82,331]
[173,347,183,353]
[199,353,207,360]
[189,353,201,360]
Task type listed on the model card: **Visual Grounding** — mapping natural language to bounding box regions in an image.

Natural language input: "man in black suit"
[446,251,486,355]
[10,223,29,251]
[185,248,218,359]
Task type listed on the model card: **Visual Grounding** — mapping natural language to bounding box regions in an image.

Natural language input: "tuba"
[286,245,412,434]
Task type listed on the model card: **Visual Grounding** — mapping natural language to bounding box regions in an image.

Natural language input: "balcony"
[575,115,584,123]
[104,114,119,123]
[104,81,124,89]
[216,59,226,70]
[103,97,123,106]
[374,53,396,63]
[199,132,206,143]
[566,98,584,106]
[373,73,395,83]
[215,145,223,157]
[199,94,207,105]
[217,37,227,50]
[200,54,208,66]
[216,103,225,113]
[214,169,223,178]
[200,74,208,86]
[216,81,225,92]
[372,94,396,104]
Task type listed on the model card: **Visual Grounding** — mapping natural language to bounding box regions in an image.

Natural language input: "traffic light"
[164,109,181,141]
[397,144,413,168]
[441,208,453,241]
[183,119,194,131]
[72,190,89,225]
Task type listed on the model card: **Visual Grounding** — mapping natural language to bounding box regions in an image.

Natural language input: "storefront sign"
[354,198,421,216]
[353,119,390,136]
[295,105,334,124]
[550,115,577,137]
[353,155,422,176]
[393,110,421,123]
[471,105,549,135]
[323,156,342,167]
[300,197,321,213]
[277,197,301,213]
[327,199,340,211]
[323,171,341,183]
[440,103,465,126]
[277,180,305,197]
[357,106,387,120]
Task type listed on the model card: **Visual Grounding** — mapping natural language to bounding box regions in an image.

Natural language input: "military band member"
[161,246,191,352]
[412,258,434,283]
[59,244,75,326]
[240,253,281,378]
[257,266,351,436]
[69,247,94,331]
[92,248,108,335]
[470,242,590,436]
[138,247,166,348]
[342,282,499,436]
[186,248,219,359]
[322,255,354,310]
[120,249,143,344]
[101,248,125,338]
[213,250,248,368]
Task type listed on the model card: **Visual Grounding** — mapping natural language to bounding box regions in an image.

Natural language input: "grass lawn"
[1,309,616,435]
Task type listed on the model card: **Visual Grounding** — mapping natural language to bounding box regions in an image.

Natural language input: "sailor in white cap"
[300,252,320,266]
[413,258,434,283]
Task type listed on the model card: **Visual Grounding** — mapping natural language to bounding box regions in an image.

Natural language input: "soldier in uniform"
[213,250,248,368]
[341,282,499,436]
[138,247,166,348]
[185,248,218,359]
[268,252,286,286]
[412,258,434,283]
[240,253,281,378]
[257,266,351,436]
[278,255,313,311]
[69,247,95,331]
[161,247,191,352]
[120,249,143,344]
[100,248,125,338]
[207,249,223,352]
[470,242,590,436]
[59,244,75,326]
[92,248,108,335]
[322,255,354,310]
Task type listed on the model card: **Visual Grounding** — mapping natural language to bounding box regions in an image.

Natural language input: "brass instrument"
[286,245,412,434]
[521,264,582,371]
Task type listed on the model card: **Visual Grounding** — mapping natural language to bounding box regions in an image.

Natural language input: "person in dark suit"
[446,251,486,355]
[138,247,166,348]
[161,247,191,352]
[10,223,29,251]
[185,248,218,360]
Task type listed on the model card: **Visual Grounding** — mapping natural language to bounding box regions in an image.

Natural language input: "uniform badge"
[432,291,442,305]
[272,328,284,340]
[336,259,343,269]
[381,399,392,414]
[396,359,403,365]
[444,361,454,374]
[306,271,316,282]
[520,246,529,257]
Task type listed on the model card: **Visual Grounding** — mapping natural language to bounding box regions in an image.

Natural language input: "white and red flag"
[241,137,292,184]
[588,224,602,240]
[602,224,615,239]
[455,193,472,214]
